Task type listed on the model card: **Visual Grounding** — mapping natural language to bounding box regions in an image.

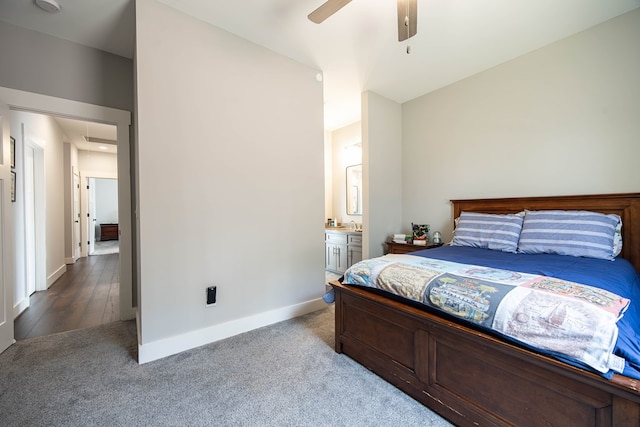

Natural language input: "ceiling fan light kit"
[35,0,61,13]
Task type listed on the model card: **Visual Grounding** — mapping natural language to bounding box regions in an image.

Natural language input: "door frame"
[22,134,46,294]
[72,167,81,262]
[88,177,96,255]
[81,173,118,257]
[0,97,12,353]
[0,86,134,325]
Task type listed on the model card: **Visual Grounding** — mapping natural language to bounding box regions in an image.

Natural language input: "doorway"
[0,87,133,354]
[13,113,122,340]
[87,177,119,256]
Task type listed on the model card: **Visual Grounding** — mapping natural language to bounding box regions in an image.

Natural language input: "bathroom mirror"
[346,164,362,215]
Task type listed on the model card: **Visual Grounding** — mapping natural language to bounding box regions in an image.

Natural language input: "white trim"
[0,99,14,354]
[137,298,327,364]
[47,264,67,288]
[0,87,130,125]
[80,170,118,180]
[80,171,117,258]
[13,297,29,318]
[23,135,47,293]
[65,256,77,265]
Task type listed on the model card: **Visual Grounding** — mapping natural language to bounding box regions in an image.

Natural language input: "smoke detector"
[35,0,61,13]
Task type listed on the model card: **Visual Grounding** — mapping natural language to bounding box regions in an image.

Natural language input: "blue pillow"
[451,211,524,253]
[518,210,621,260]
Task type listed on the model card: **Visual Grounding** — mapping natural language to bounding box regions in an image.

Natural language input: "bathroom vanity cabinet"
[325,229,362,274]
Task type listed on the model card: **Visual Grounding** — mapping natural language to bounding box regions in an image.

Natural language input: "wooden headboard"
[451,193,640,273]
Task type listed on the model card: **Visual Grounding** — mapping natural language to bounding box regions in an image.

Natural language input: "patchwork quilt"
[343,254,630,374]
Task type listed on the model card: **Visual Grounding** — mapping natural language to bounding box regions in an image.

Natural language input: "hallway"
[14,253,120,340]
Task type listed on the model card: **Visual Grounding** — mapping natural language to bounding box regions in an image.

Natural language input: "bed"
[329,193,640,427]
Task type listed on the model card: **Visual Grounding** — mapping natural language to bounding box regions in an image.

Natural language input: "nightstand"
[100,223,119,241]
[386,241,443,254]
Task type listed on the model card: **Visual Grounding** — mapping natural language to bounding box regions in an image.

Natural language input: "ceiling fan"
[308,0,417,42]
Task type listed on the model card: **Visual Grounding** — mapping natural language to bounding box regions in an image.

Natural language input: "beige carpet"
[0,306,454,426]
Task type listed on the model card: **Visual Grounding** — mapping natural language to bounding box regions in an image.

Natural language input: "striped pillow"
[451,212,524,253]
[518,210,621,260]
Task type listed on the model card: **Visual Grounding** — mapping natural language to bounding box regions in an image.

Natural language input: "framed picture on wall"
[10,136,15,169]
[11,171,16,202]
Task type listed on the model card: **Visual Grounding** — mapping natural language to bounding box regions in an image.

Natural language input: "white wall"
[78,150,118,174]
[95,178,118,228]
[362,91,403,259]
[401,8,640,243]
[135,0,325,362]
[0,20,133,112]
[63,142,79,261]
[10,111,66,311]
[323,130,333,222]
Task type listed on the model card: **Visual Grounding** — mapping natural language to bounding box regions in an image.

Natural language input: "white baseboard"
[65,256,78,265]
[137,297,327,364]
[13,297,30,319]
[47,264,67,288]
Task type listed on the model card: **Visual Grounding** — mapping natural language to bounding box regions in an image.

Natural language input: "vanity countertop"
[325,227,362,233]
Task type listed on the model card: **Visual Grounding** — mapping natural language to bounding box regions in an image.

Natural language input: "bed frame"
[330,193,640,427]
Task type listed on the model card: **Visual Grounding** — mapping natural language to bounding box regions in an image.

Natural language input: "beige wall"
[363,91,403,259]
[400,8,640,243]
[135,0,325,361]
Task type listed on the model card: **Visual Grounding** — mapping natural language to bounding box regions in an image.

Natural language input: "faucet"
[349,220,356,230]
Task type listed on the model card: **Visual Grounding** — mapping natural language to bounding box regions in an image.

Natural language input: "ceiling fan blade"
[308,0,352,24]
[397,0,417,41]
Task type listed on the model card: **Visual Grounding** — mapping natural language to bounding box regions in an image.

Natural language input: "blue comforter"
[345,245,640,380]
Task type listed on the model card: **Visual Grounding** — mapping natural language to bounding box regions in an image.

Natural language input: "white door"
[73,169,81,260]
[24,144,36,296]
[23,137,46,293]
[0,99,14,353]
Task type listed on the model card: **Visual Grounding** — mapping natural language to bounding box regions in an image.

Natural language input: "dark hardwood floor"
[14,253,120,340]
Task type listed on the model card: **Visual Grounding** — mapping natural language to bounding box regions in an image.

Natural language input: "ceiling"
[1,0,638,132]
[54,117,118,154]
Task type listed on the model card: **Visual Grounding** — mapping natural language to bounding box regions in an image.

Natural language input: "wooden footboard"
[332,281,640,427]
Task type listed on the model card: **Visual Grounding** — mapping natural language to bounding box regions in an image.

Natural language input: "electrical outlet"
[206,286,217,306]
